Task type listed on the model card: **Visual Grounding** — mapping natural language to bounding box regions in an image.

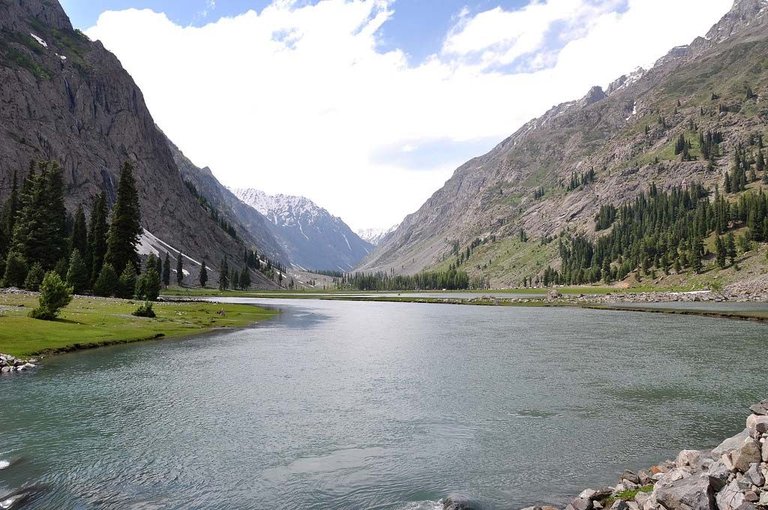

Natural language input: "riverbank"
[497,400,768,510]
[0,290,277,359]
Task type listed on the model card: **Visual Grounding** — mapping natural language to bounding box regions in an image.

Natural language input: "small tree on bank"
[199,259,208,288]
[162,252,171,288]
[176,251,184,286]
[218,256,229,291]
[30,271,72,320]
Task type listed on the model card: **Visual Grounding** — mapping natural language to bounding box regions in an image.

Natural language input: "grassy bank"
[0,293,277,358]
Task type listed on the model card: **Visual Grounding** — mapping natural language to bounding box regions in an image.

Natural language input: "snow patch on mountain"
[357,225,398,246]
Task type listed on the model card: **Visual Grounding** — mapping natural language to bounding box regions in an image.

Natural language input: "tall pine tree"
[200,259,208,288]
[70,205,88,259]
[105,162,142,275]
[162,252,171,287]
[88,192,109,286]
[176,251,184,286]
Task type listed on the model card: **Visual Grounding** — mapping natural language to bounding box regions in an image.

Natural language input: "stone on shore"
[676,450,702,469]
[730,438,761,473]
[746,414,768,439]
[715,480,745,510]
[712,430,750,457]
[654,473,715,510]
[565,497,592,510]
[443,496,478,510]
[706,460,731,491]
[744,462,764,486]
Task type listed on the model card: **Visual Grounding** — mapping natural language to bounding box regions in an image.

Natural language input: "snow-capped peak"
[357,225,398,246]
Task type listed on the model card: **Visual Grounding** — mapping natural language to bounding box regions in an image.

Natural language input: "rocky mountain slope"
[234,189,372,271]
[360,0,768,286]
[0,0,258,281]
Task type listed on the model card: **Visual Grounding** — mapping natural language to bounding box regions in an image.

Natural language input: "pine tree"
[156,255,163,281]
[30,271,72,321]
[715,236,727,268]
[11,162,68,270]
[24,262,45,291]
[66,248,89,295]
[88,193,108,286]
[162,252,171,288]
[757,151,766,172]
[94,263,118,297]
[70,205,88,259]
[199,259,208,288]
[218,256,229,291]
[136,264,161,301]
[117,264,137,299]
[3,251,28,287]
[105,162,142,275]
[240,267,251,289]
[176,251,184,286]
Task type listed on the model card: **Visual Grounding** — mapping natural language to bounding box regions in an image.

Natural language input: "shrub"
[93,263,118,297]
[136,268,161,301]
[132,301,156,318]
[117,264,137,299]
[30,271,73,320]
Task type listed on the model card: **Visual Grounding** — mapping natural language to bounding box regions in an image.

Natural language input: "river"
[1,299,766,509]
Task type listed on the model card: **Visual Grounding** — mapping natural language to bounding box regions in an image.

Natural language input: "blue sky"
[62,0,529,63]
[77,0,732,230]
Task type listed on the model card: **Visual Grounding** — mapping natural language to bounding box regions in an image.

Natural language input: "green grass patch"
[0,293,277,358]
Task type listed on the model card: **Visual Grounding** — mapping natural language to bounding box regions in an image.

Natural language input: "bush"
[136,268,161,301]
[132,301,156,318]
[30,271,73,320]
[24,262,45,291]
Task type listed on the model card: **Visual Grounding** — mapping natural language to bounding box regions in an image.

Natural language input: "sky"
[61,0,733,232]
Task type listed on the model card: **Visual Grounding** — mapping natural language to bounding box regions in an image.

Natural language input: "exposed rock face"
[360,0,768,285]
[234,188,372,271]
[0,0,248,269]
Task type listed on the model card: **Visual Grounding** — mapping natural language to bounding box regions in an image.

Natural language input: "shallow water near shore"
[1,299,767,509]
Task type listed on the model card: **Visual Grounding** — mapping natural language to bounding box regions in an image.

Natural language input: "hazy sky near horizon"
[63,0,732,231]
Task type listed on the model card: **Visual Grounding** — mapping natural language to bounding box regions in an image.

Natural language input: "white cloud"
[85,0,731,231]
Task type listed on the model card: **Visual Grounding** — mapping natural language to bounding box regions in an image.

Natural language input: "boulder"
[734,504,756,510]
[655,468,691,487]
[759,492,768,507]
[593,501,603,510]
[743,491,758,503]
[746,415,768,439]
[609,501,629,510]
[443,496,479,510]
[565,497,592,510]
[655,474,715,510]
[763,439,768,462]
[713,430,750,457]
[731,439,762,472]
[744,462,764,486]
[715,480,745,510]
[749,404,767,416]
[622,471,641,485]
[579,489,597,500]
[638,471,652,486]
[706,460,731,491]
[676,450,702,469]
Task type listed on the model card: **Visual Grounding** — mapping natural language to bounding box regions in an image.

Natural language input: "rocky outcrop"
[514,400,768,510]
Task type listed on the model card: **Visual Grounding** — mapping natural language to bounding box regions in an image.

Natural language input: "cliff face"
[0,0,247,268]
[360,0,768,285]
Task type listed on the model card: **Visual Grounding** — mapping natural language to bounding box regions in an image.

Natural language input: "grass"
[0,293,277,358]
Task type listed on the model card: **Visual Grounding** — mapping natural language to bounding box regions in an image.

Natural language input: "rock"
[443,496,479,510]
[622,471,641,485]
[759,492,768,506]
[734,504,755,510]
[634,492,651,508]
[638,471,652,486]
[579,489,597,500]
[593,502,603,510]
[731,439,762,472]
[744,463,764,486]
[609,501,629,510]
[749,404,767,416]
[566,498,592,510]
[746,415,768,439]
[743,491,758,503]
[650,465,667,475]
[655,474,715,510]
[707,460,731,491]
[713,430,750,457]
[547,289,562,300]
[715,480,745,510]
[656,468,691,487]
[626,502,639,510]
[677,450,702,469]
[763,439,768,462]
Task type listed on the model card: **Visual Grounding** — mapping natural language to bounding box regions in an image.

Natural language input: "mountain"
[166,137,289,264]
[356,226,398,247]
[233,189,372,271]
[0,0,251,279]
[360,0,768,287]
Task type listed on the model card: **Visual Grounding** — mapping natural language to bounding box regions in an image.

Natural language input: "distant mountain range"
[356,226,398,247]
[233,189,372,271]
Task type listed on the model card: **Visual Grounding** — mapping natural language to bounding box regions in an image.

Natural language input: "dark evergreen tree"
[176,251,184,286]
[240,268,251,289]
[3,251,28,288]
[24,262,45,291]
[53,257,69,280]
[200,259,208,288]
[94,263,118,297]
[218,256,229,291]
[715,236,727,268]
[117,264,137,299]
[162,252,171,287]
[88,193,108,287]
[70,205,88,259]
[155,255,163,281]
[66,248,89,295]
[105,162,142,275]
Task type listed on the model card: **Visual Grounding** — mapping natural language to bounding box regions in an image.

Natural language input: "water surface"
[1,300,766,509]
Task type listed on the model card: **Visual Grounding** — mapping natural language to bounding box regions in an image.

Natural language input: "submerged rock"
[443,496,480,510]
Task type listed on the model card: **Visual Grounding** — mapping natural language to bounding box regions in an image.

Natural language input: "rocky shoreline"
[0,354,38,374]
[446,401,768,510]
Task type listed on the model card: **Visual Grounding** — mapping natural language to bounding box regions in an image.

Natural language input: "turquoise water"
[1,300,766,509]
